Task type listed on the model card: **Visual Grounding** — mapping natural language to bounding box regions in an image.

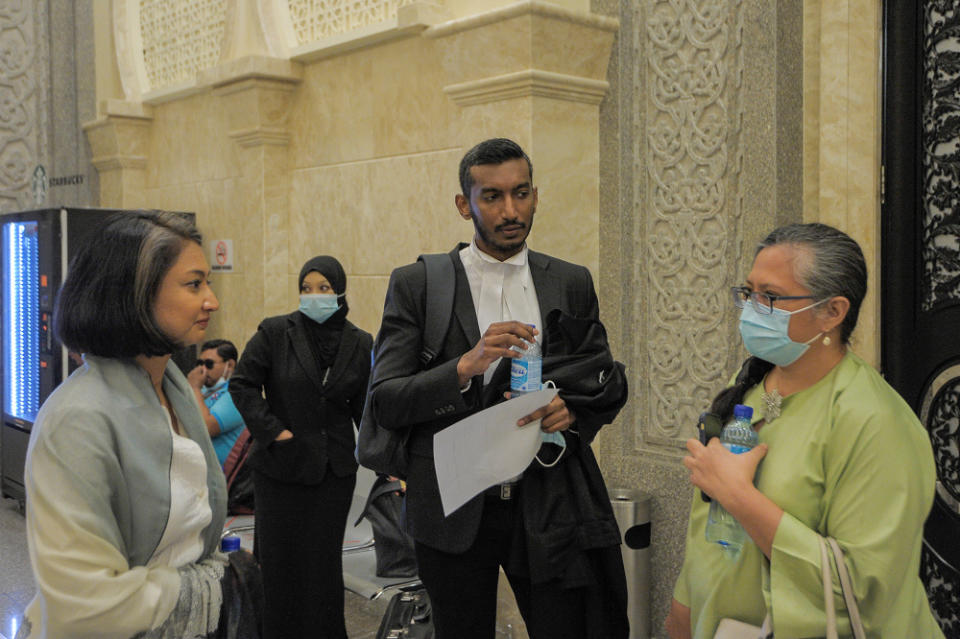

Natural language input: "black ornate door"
[883,2,960,636]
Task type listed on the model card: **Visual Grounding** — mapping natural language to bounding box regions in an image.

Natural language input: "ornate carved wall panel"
[921,539,959,638]
[288,0,419,42]
[635,0,744,451]
[0,2,46,212]
[140,0,227,90]
[923,372,960,503]
[919,364,960,633]
[922,1,960,312]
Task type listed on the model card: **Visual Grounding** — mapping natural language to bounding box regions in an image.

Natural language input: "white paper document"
[433,388,559,516]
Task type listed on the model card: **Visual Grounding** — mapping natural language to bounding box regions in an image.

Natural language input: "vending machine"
[1,208,118,503]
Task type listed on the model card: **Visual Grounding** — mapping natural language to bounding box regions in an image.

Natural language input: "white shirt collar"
[464,240,530,289]
[467,239,528,267]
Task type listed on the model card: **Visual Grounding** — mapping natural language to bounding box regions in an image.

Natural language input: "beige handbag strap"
[828,537,866,639]
[819,536,838,639]
[820,536,866,639]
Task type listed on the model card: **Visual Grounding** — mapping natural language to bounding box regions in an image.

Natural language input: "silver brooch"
[761,388,782,422]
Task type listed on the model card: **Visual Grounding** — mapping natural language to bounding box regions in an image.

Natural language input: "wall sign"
[209,239,234,272]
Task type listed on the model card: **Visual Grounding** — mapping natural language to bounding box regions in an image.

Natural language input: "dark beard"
[471,208,534,257]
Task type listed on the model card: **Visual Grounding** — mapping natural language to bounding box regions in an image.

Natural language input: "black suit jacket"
[368,244,605,552]
[230,311,373,485]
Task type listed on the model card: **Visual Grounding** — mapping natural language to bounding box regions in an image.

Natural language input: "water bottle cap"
[733,404,753,420]
[220,535,241,552]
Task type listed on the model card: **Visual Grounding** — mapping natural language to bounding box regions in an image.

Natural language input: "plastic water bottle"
[220,535,241,553]
[705,404,757,558]
[510,326,542,395]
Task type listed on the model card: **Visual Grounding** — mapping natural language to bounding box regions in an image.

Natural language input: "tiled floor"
[0,497,523,639]
[0,497,390,639]
[0,498,32,639]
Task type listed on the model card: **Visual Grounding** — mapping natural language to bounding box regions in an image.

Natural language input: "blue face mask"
[299,293,342,324]
[738,300,826,366]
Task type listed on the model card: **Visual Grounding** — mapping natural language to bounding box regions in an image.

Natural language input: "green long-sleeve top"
[674,351,944,638]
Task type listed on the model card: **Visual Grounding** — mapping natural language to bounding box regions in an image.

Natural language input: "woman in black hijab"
[230,255,373,639]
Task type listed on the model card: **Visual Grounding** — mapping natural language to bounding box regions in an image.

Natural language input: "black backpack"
[355,253,455,478]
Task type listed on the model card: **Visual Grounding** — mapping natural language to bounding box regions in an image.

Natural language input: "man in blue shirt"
[188,339,246,466]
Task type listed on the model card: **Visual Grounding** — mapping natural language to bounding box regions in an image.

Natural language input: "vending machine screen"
[2,220,40,422]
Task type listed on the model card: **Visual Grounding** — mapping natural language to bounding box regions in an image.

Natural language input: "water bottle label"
[724,443,751,455]
[511,360,529,391]
[511,359,541,392]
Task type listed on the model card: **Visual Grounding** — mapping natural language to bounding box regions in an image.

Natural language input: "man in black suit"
[367,138,628,638]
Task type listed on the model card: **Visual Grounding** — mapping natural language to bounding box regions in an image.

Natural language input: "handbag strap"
[828,537,866,639]
[759,614,771,638]
[819,536,838,639]
[819,536,866,639]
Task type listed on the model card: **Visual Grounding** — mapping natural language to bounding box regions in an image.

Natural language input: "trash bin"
[610,488,651,639]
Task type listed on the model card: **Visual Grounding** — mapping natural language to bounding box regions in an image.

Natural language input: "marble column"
[803,0,882,366]
[426,1,618,275]
[207,57,302,333]
[82,101,154,209]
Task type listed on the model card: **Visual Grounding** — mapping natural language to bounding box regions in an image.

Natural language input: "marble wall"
[803,0,882,366]
[88,1,617,350]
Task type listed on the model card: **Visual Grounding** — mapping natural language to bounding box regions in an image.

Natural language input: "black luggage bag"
[376,586,434,639]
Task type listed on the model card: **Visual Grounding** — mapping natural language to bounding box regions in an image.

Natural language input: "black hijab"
[298,255,348,374]
[298,255,349,316]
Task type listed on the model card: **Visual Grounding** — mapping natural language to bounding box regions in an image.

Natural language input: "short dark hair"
[458,138,533,196]
[201,339,238,363]
[54,210,203,358]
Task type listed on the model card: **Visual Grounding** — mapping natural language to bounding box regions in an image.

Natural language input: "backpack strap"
[353,475,405,526]
[417,253,455,366]
[223,428,251,484]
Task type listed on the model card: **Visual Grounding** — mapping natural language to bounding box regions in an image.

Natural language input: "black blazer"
[368,245,606,552]
[230,311,373,485]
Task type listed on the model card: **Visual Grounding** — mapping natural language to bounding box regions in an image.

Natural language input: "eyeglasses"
[730,286,816,315]
[195,359,217,369]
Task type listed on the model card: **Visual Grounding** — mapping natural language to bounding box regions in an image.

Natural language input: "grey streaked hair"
[134,211,204,351]
[55,210,203,358]
[757,222,867,345]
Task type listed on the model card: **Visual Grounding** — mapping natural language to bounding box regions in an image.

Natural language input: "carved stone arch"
[114,0,228,99]
[112,0,149,100]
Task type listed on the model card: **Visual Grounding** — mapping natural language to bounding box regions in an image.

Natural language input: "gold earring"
[822,335,832,346]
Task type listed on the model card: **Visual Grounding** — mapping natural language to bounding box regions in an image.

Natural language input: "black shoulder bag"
[355,253,455,478]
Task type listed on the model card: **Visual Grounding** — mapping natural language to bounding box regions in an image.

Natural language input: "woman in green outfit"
[666,223,944,638]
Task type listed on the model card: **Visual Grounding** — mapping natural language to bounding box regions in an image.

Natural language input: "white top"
[459,241,542,384]
[148,408,212,569]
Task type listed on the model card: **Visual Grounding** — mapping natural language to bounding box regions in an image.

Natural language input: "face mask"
[534,430,567,468]
[738,300,826,366]
[299,293,342,324]
[204,376,227,393]
[542,431,566,447]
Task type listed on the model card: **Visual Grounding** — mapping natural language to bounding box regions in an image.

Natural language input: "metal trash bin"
[610,488,651,639]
